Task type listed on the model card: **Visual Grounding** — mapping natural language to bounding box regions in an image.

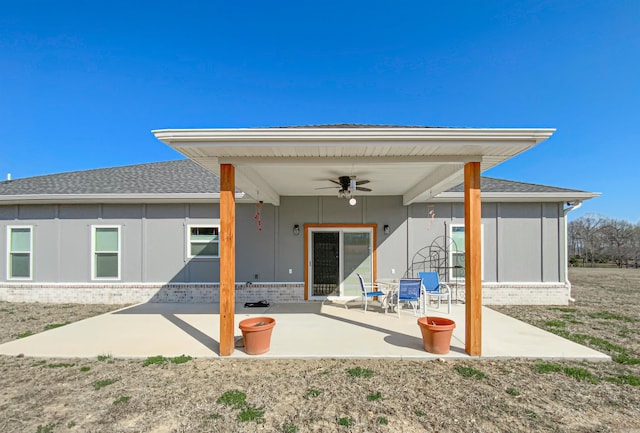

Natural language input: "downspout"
[563,200,582,302]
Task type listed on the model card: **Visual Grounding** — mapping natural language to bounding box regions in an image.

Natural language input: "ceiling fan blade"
[328,179,341,185]
[315,186,339,190]
[356,187,372,192]
[355,179,370,185]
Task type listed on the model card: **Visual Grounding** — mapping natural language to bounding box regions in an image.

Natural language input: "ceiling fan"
[317,175,371,205]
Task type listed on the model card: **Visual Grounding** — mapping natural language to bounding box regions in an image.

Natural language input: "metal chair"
[356,273,385,312]
[395,278,422,317]
[418,271,452,314]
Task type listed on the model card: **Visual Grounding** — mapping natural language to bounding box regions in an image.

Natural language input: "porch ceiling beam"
[217,155,483,165]
[191,157,280,205]
[234,166,281,206]
[402,164,465,205]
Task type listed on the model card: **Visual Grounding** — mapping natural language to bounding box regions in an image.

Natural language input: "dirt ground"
[1,268,639,433]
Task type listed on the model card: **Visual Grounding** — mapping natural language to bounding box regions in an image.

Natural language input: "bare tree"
[568,214,606,266]
[569,214,640,268]
[600,217,635,267]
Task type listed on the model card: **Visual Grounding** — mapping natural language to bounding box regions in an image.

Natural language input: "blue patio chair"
[356,273,385,312]
[395,278,422,318]
[418,271,451,314]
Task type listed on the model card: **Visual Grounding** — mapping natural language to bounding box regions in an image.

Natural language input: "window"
[7,226,32,279]
[188,226,219,258]
[449,224,484,280]
[92,226,120,279]
[450,225,465,279]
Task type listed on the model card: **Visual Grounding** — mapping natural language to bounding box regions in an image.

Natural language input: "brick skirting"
[0,282,305,304]
[0,281,569,305]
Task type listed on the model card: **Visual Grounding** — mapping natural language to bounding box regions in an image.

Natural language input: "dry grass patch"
[0,268,638,432]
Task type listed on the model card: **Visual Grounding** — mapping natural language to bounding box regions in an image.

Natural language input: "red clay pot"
[417,316,456,354]
[239,317,276,355]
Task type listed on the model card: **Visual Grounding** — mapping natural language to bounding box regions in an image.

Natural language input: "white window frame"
[187,225,220,259]
[449,223,484,281]
[91,225,121,280]
[7,225,33,280]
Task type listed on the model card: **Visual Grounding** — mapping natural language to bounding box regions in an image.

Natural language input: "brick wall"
[0,282,305,304]
[0,281,569,305]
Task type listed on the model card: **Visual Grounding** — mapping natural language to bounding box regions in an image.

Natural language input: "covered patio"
[0,301,609,360]
[152,126,557,357]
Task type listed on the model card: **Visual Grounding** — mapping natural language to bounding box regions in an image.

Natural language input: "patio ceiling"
[153,127,555,206]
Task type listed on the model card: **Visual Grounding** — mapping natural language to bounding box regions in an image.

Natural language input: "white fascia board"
[217,155,483,165]
[152,127,556,145]
[0,193,248,205]
[424,192,601,203]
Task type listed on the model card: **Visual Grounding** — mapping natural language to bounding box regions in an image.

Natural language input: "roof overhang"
[427,191,601,203]
[152,127,556,206]
[0,193,247,205]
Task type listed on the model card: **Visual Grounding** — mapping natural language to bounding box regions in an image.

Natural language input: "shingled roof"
[0,159,592,202]
[446,177,586,194]
[0,160,218,196]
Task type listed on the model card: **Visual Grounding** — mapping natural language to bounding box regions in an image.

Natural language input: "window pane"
[96,253,118,278]
[451,226,465,252]
[10,253,30,278]
[191,242,218,257]
[453,252,465,278]
[95,228,118,252]
[343,232,371,297]
[190,227,218,241]
[10,228,31,252]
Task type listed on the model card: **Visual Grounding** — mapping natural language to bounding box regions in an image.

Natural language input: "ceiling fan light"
[349,197,357,206]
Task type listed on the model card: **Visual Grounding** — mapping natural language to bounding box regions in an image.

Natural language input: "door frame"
[304,224,377,300]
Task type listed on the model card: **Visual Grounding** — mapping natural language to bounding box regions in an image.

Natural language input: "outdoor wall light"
[293,224,300,235]
[383,224,390,235]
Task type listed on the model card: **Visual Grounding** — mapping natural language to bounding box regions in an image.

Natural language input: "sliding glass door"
[308,226,374,299]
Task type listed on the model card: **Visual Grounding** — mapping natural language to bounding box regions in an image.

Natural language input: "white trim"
[6,225,33,281]
[307,226,374,300]
[427,191,600,203]
[152,127,556,143]
[0,193,247,205]
[186,225,220,259]
[91,225,121,281]
[449,223,484,281]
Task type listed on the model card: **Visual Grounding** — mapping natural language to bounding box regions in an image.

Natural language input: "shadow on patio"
[0,300,611,361]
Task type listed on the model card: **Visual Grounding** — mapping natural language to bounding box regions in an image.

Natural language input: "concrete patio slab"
[0,302,610,361]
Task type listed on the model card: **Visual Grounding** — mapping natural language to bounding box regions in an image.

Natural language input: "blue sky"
[1,1,638,221]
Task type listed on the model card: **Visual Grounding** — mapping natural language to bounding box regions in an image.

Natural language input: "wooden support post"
[464,162,482,356]
[219,164,236,356]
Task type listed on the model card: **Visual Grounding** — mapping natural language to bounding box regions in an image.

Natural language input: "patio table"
[375,279,399,314]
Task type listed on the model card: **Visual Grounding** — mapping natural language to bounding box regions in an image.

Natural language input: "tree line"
[568,214,640,268]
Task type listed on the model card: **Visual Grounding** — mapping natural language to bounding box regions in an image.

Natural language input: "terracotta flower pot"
[238,317,276,355]
[417,316,456,354]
